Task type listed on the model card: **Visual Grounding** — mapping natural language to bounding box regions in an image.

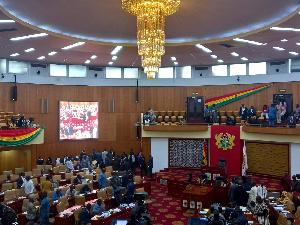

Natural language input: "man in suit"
[148,154,153,178]
[125,179,135,203]
[17,172,25,188]
[239,104,248,120]
[268,104,276,127]
[204,105,210,123]
[233,181,248,206]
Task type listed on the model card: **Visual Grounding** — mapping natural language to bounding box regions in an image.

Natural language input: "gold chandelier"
[122,0,180,79]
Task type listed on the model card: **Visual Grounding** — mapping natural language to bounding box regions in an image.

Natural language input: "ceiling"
[0,1,299,68]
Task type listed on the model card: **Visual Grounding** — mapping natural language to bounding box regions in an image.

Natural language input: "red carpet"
[148,181,198,225]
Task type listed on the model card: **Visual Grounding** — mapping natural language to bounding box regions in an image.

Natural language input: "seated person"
[73,174,82,185]
[288,114,296,127]
[125,179,135,203]
[51,180,58,190]
[130,198,147,222]
[197,174,208,184]
[65,185,78,197]
[80,203,93,225]
[261,105,269,119]
[248,106,256,117]
[52,189,64,201]
[80,184,91,194]
[74,162,82,171]
[92,199,106,215]
[37,157,44,165]
[226,116,235,126]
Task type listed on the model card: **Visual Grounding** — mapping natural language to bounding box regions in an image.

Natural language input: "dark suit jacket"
[239,107,248,119]
[148,157,153,169]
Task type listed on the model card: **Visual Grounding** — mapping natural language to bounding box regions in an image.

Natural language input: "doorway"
[187,97,204,122]
[273,94,293,119]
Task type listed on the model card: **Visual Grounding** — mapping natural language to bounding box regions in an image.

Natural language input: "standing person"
[24,176,35,196]
[66,157,73,172]
[80,203,93,225]
[139,153,148,177]
[149,107,156,123]
[261,105,269,119]
[92,199,106,215]
[17,172,25,188]
[79,149,86,161]
[247,181,258,206]
[98,168,107,189]
[253,196,269,225]
[233,181,248,206]
[294,104,300,120]
[96,150,102,167]
[275,101,282,123]
[81,155,89,169]
[109,148,115,158]
[248,106,256,117]
[39,191,50,225]
[280,171,292,192]
[228,178,238,202]
[239,104,248,121]
[281,102,287,119]
[129,152,136,175]
[26,197,38,223]
[41,176,52,192]
[148,154,153,178]
[268,104,276,127]
[90,149,97,161]
[257,182,267,200]
[204,105,210,124]
[110,173,121,187]
[37,157,44,165]
[125,179,135,203]
[212,104,218,123]
[292,175,299,192]
[102,149,108,165]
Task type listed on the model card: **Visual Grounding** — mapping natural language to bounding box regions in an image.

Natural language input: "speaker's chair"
[217,158,226,168]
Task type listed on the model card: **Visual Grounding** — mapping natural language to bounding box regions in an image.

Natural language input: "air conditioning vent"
[270,61,286,66]
[291,69,300,73]
[220,44,234,48]
[88,67,103,71]
[195,66,209,71]
[0,28,17,33]
[31,63,47,68]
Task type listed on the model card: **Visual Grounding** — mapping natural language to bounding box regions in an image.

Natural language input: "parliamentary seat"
[16,187,25,197]
[233,111,239,117]
[3,170,12,176]
[85,174,93,181]
[22,199,29,212]
[106,186,113,196]
[295,206,300,219]
[135,188,145,193]
[47,191,55,200]
[221,116,226,123]
[226,111,233,116]
[2,183,13,192]
[97,189,107,199]
[171,116,176,122]
[94,168,102,174]
[44,165,52,171]
[167,111,173,116]
[10,175,19,181]
[15,167,24,175]
[236,117,241,123]
[179,111,186,116]
[4,190,16,201]
[256,111,262,117]
[74,195,86,205]
[75,184,85,192]
[173,111,179,117]
[0,175,7,182]
[25,171,33,177]
[154,111,159,117]
[133,176,142,183]
[58,195,69,210]
[164,116,170,122]
[105,171,111,178]
[106,166,113,172]
[52,166,60,174]
[160,111,166,116]
[74,207,82,225]
[36,165,44,171]
[59,165,67,172]
[52,175,61,183]
[219,111,225,117]
[286,200,295,213]
[157,116,163,123]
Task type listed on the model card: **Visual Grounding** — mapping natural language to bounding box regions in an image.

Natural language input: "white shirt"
[257,185,267,199]
[24,180,34,195]
[66,160,73,171]
[247,186,257,205]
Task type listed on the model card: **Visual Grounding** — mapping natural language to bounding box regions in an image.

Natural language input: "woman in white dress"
[247,181,258,206]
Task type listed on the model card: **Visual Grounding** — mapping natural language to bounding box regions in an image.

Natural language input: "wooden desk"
[91,207,132,225]
[135,181,151,196]
[181,186,214,210]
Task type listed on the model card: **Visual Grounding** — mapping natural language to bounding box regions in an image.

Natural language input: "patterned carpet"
[148,181,198,225]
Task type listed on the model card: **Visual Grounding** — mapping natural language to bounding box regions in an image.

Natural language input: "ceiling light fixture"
[61,42,85,50]
[195,44,212,53]
[289,52,299,56]
[48,51,57,56]
[10,53,19,57]
[273,47,285,51]
[10,33,48,41]
[281,39,288,42]
[85,60,91,64]
[174,62,178,65]
[24,48,35,52]
[112,56,118,60]
[241,57,248,61]
[171,57,176,61]
[218,59,224,63]
[270,27,300,32]
[0,20,15,23]
[296,43,300,45]
[37,56,45,60]
[231,52,239,57]
[211,55,217,59]
[111,46,122,55]
[122,0,180,79]
[233,38,267,46]
[91,55,97,59]
[108,62,113,65]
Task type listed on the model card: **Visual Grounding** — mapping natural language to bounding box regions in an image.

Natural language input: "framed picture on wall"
[197,202,203,209]
[190,201,195,209]
[213,174,221,180]
[183,200,188,208]
[205,173,212,180]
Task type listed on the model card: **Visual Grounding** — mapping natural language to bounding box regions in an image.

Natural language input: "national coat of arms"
[215,133,235,150]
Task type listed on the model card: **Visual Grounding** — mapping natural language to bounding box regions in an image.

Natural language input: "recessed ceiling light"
[270,27,300,32]
[281,39,288,42]
[61,42,85,50]
[241,57,248,61]
[211,55,217,59]
[296,43,300,45]
[111,46,122,55]
[174,62,178,65]
[218,59,224,63]
[10,33,48,41]
[10,53,19,57]
[90,55,97,59]
[37,56,45,60]
[195,44,212,53]
[85,60,91,64]
[0,20,15,23]
[171,57,176,61]
[231,52,239,57]
[48,51,57,56]
[273,47,285,51]
[233,38,267,46]
[108,62,113,65]
[112,56,118,60]
[24,48,35,52]
[289,52,299,56]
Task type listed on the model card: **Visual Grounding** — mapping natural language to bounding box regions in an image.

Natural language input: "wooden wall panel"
[1,81,300,170]
[0,149,31,173]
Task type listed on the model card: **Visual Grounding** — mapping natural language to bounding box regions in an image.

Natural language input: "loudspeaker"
[13,86,17,101]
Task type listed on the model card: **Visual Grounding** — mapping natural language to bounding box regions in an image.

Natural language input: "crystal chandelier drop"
[122,0,180,79]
